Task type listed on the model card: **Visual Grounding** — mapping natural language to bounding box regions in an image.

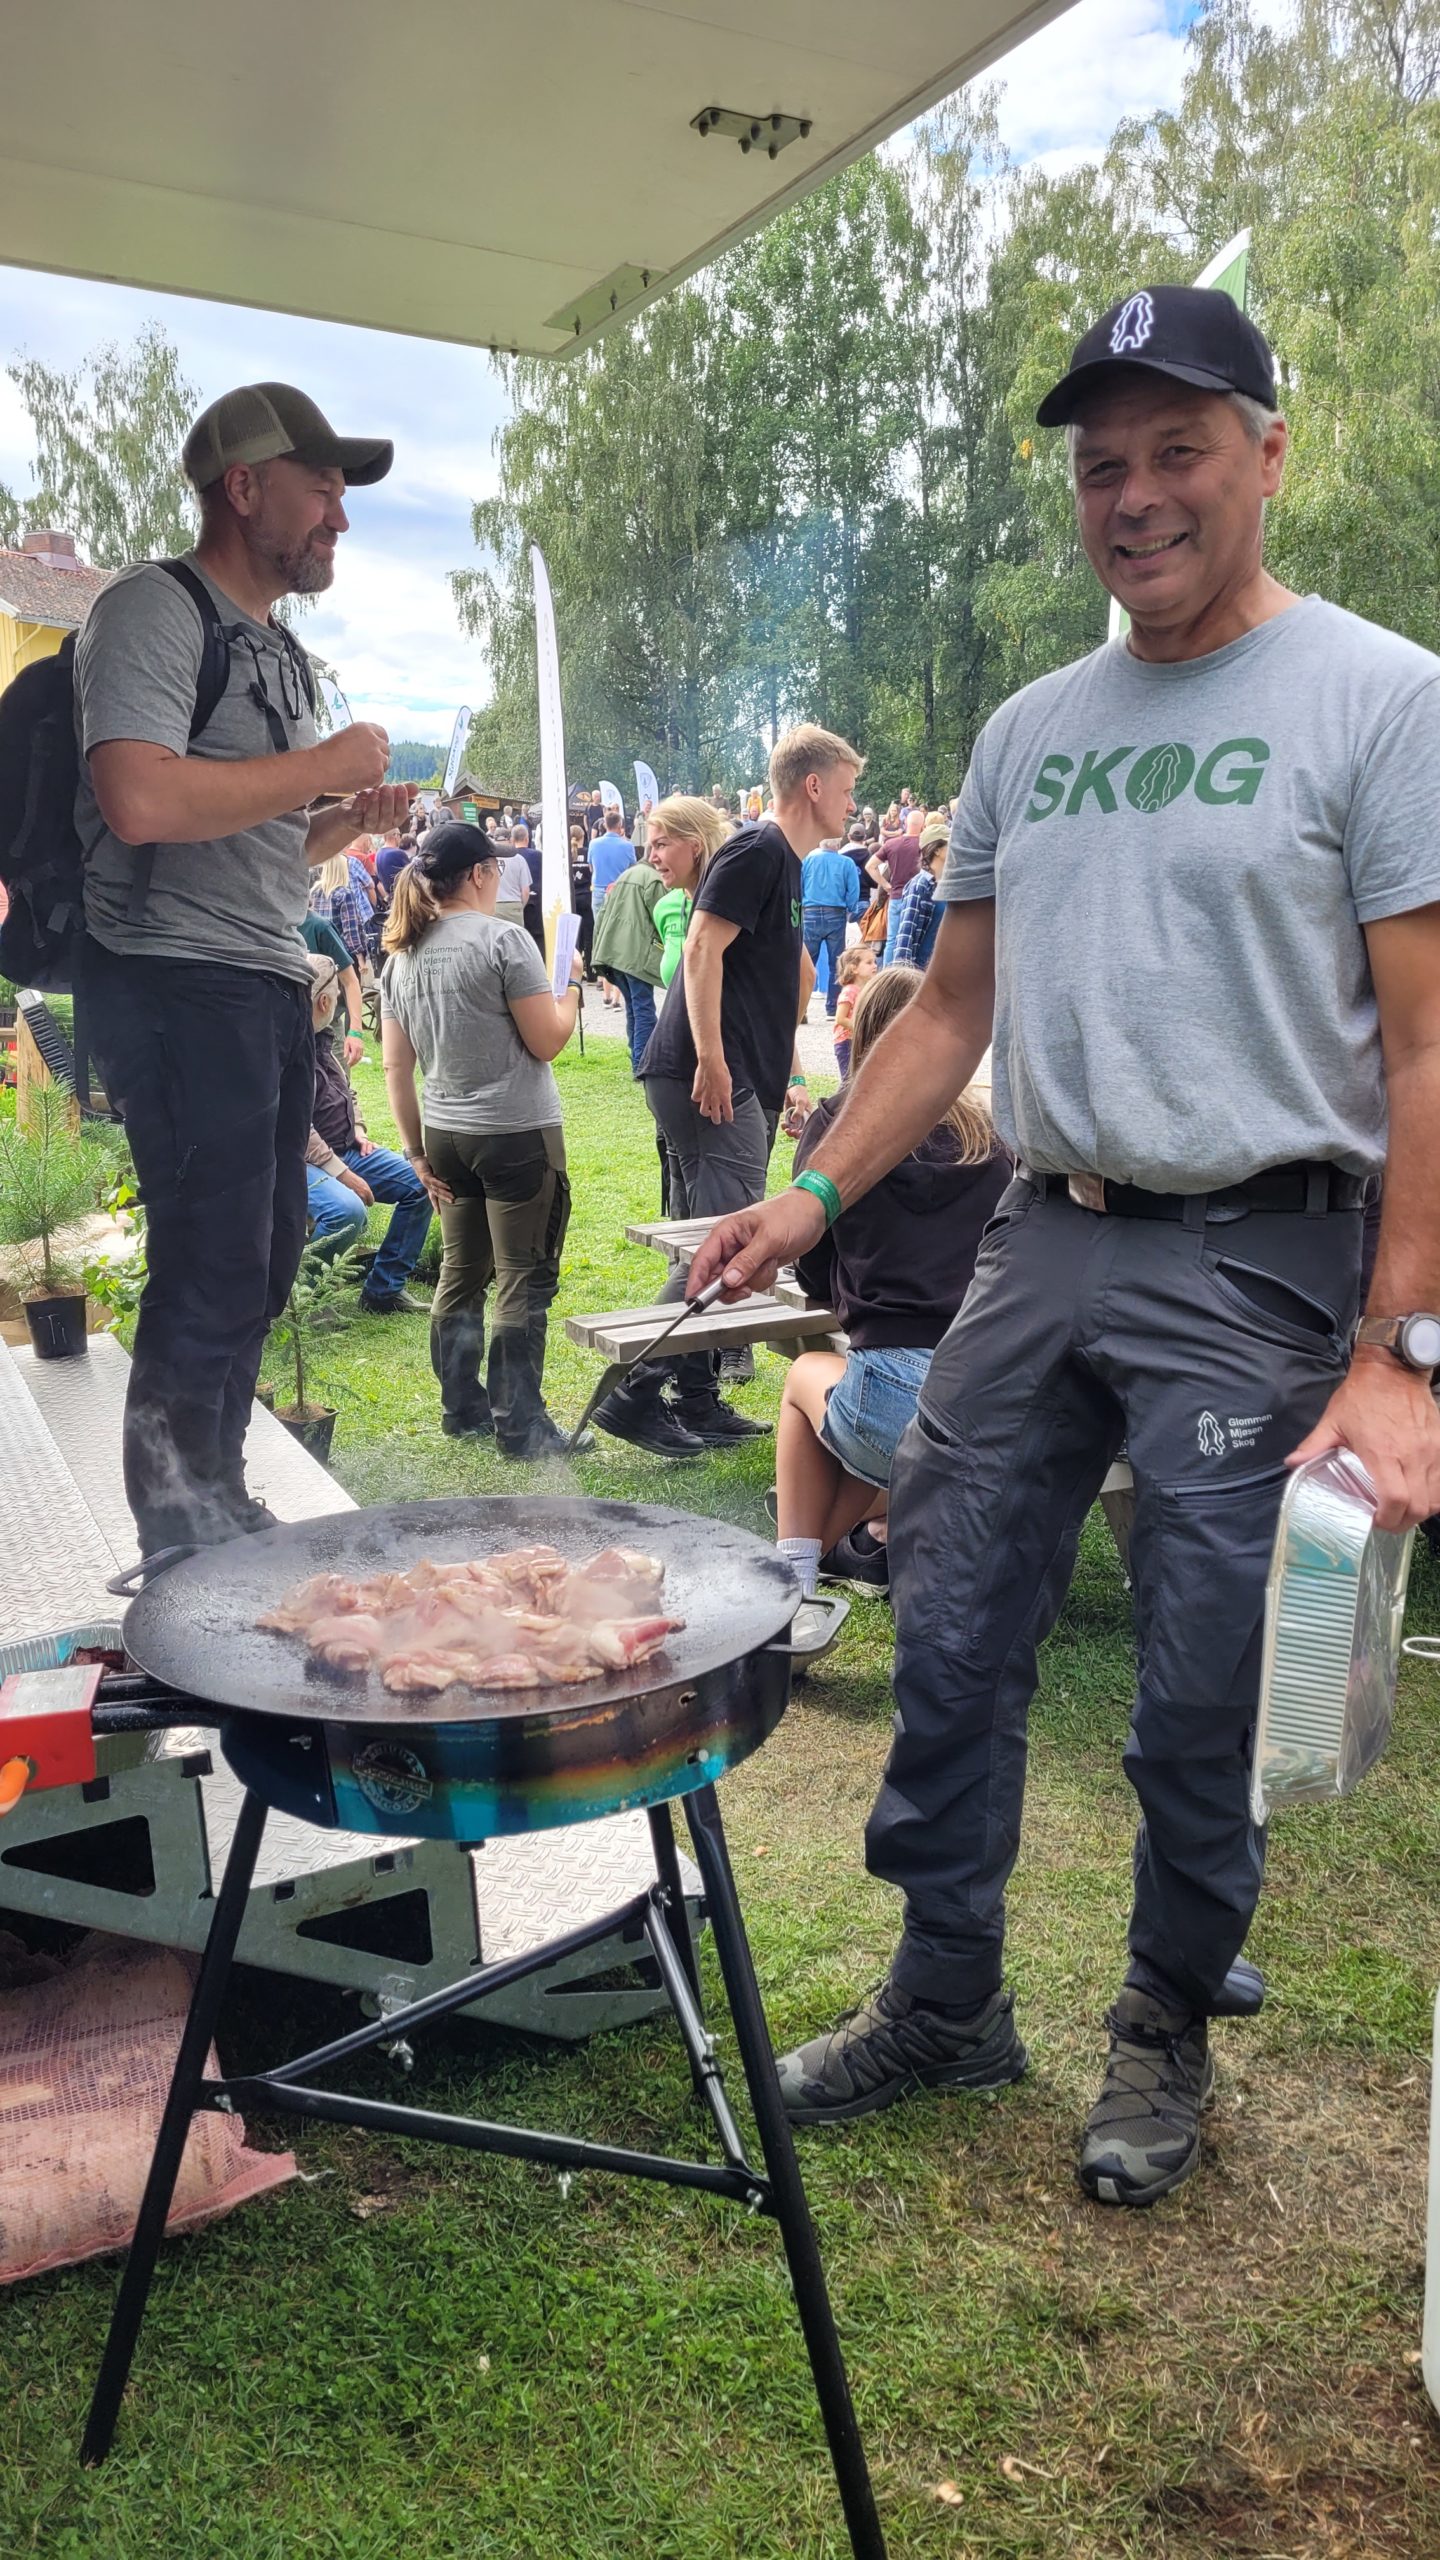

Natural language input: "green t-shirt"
[653,886,691,987]
[300,910,355,1031]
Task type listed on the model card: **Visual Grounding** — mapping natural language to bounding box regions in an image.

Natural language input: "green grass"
[8,1034,1440,2558]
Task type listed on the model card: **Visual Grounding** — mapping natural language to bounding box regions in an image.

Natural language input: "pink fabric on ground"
[0,1933,295,2283]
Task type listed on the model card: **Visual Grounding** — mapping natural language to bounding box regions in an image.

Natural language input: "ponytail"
[383,864,443,954]
[382,819,497,955]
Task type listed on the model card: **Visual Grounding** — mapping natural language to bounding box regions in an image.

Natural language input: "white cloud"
[985,0,1193,165]
[0,0,1214,749]
[0,261,507,745]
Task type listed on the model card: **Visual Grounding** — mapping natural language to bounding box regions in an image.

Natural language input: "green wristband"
[794,1169,842,1228]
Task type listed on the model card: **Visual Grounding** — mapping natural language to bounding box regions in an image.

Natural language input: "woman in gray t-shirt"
[381,824,584,1459]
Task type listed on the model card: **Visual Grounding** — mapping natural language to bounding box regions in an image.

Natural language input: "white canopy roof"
[0,0,1069,355]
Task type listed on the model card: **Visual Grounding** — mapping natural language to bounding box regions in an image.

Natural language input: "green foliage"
[0,323,197,567]
[385,739,445,785]
[458,0,1440,791]
[267,1241,367,1418]
[82,1165,147,1328]
[0,1092,110,1293]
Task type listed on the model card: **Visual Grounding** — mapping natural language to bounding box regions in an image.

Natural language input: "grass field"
[7,1030,1440,2559]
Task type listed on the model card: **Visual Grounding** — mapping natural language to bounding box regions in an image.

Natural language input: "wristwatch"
[1354,1313,1440,1374]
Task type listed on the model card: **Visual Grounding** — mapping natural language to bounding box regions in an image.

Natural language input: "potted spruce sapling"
[268,1243,364,1460]
[0,1090,107,1359]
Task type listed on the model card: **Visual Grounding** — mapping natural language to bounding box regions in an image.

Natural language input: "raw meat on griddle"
[258,1545,684,1693]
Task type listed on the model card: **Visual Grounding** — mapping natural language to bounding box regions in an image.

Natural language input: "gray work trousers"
[872,1176,1364,2017]
[637,1074,772,1399]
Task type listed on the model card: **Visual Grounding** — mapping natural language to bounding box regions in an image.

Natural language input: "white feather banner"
[530,544,574,956]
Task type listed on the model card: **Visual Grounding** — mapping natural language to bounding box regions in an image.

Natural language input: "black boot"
[669,1391,771,1446]
[593,1381,706,1457]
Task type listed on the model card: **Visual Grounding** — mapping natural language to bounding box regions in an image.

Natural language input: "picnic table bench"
[566,1291,838,1376]
[597,1205,845,1359]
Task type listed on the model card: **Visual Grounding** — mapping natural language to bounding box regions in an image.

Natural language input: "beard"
[270,533,336,596]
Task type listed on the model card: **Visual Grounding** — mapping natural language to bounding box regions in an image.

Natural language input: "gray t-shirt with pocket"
[75,553,317,984]
[381,911,561,1132]
[940,596,1440,1189]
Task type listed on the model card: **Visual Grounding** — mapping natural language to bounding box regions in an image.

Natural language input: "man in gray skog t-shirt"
[75,381,413,1555]
[688,286,1440,2209]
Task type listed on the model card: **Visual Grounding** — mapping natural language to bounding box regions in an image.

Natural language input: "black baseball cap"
[1036,286,1278,428]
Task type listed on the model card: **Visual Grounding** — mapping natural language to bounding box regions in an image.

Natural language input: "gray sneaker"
[1078,1988,1215,2207]
[777,1978,1027,2125]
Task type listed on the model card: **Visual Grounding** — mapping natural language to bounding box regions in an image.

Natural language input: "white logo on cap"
[1111,291,1156,355]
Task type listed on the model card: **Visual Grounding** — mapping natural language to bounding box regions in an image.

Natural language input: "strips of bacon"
[257,1545,684,1694]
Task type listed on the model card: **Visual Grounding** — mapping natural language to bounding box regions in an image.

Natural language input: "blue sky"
[0,0,1200,747]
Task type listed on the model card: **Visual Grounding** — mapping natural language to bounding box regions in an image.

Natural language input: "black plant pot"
[23,1289,89,1361]
[276,1404,337,1462]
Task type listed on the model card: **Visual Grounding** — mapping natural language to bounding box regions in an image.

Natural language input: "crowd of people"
[65,283,1440,2227]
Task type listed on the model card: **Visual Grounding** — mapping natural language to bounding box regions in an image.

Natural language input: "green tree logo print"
[1125,743,1196,812]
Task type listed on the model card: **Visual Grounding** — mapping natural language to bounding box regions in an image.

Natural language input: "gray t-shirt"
[381,911,561,1132]
[75,554,317,984]
[941,596,1440,1189]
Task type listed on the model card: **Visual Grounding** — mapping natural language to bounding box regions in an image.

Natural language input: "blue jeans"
[802,905,848,1014]
[611,970,658,1075]
[306,1143,432,1300]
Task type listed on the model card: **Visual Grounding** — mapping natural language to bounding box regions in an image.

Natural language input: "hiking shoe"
[820,1525,890,1594]
[593,1386,706,1458]
[359,1287,428,1315]
[777,1979,1027,2126]
[1078,1988,1215,2208]
[669,1394,772,1445]
[442,1411,494,1440]
[717,1346,755,1386]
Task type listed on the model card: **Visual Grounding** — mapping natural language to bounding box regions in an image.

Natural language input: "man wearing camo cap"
[76,383,412,1555]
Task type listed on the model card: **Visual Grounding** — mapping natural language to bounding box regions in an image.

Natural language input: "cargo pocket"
[1150,1463,1287,1716]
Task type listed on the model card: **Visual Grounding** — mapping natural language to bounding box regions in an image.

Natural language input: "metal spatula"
[566,1276,729,1453]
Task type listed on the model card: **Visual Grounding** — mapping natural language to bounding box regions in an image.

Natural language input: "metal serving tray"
[1251,1449,1414,1825]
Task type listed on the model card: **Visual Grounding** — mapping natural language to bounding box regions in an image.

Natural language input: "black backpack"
[0,558,230,991]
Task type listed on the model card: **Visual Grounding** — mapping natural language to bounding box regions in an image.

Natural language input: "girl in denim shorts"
[775,966,1010,1597]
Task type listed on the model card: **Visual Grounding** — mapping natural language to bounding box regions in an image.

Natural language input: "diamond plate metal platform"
[0,1338,699,2038]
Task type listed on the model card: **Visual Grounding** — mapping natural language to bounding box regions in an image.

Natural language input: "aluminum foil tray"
[0,1623,126,1681]
[1252,1450,1414,1824]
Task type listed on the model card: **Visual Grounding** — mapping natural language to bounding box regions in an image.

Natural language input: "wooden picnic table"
[624,1215,726,1262]
[566,1294,837,1364]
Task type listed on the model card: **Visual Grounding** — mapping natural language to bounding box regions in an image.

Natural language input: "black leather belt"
[1020,1160,1371,1221]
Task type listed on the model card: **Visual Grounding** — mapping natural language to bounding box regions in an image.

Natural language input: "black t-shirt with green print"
[639,820,801,1113]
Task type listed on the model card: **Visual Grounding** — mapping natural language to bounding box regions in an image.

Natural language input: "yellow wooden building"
[0,531,108,690]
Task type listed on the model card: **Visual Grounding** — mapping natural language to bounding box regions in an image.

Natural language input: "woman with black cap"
[380,823,586,1460]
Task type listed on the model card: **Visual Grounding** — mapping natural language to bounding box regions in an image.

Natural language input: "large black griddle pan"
[112,1496,802,1728]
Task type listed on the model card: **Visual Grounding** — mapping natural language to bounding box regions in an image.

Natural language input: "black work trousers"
[78,940,314,1552]
[423,1123,570,1451]
[872,1177,1363,2018]
[636,1075,772,1401]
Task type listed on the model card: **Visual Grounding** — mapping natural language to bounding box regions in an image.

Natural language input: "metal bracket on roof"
[543,264,665,341]
[691,105,812,159]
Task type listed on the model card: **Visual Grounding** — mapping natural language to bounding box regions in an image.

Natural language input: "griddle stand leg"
[646,1799,703,2014]
[684,1784,887,2560]
[81,1787,269,2465]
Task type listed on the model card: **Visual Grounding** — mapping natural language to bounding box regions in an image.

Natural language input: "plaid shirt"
[310,855,373,962]
[891,870,940,970]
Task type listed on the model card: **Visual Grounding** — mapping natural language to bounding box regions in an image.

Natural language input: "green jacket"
[653,886,691,986]
[591,859,666,985]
